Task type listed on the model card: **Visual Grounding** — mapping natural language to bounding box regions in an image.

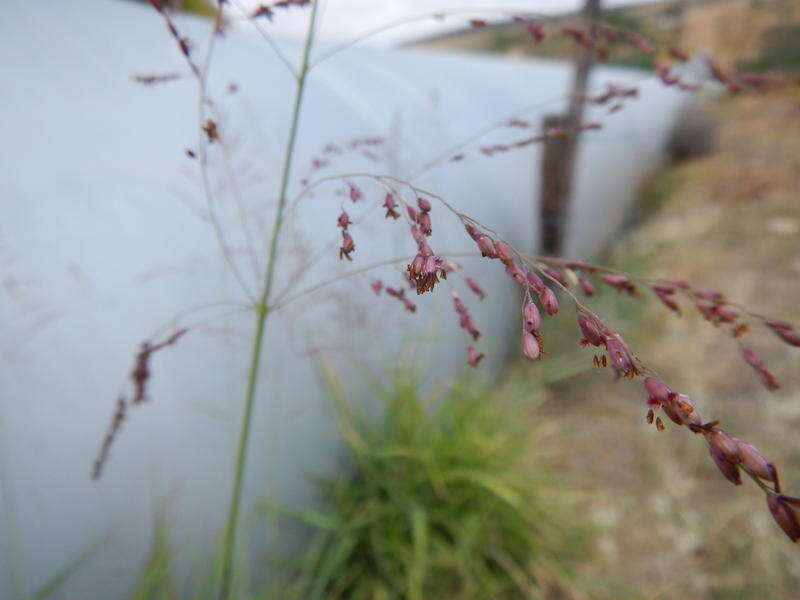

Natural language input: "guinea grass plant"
[92,2,800,598]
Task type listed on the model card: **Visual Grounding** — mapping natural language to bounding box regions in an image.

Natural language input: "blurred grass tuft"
[274,373,597,600]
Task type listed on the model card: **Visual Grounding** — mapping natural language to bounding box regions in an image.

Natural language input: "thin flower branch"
[146,301,254,342]
[206,102,263,280]
[308,6,550,69]
[149,0,257,301]
[271,191,387,304]
[198,9,259,300]
[92,302,251,480]
[268,162,794,394]
[271,251,479,312]
[229,0,299,77]
[218,1,321,597]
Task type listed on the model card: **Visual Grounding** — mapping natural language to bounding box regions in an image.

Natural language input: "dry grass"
[513,87,800,598]
[680,0,800,69]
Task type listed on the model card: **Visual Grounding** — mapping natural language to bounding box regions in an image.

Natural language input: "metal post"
[539,0,601,255]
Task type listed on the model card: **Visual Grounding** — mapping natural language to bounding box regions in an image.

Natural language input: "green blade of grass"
[28,538,103,600]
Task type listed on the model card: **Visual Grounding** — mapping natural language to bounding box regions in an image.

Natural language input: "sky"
[233,0,657,46]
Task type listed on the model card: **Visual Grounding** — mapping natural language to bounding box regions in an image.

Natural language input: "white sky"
[234,0,657,46]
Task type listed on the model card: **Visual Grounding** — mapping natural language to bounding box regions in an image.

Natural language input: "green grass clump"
[277,375,593,600]
[129,516,177,600]
[742,23,800,73]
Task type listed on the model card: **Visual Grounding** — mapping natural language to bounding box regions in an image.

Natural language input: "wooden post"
[539,0,601,255]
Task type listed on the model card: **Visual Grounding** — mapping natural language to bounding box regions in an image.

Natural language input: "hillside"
[409,0,800,72]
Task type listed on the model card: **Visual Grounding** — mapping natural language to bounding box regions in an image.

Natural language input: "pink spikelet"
[452,292,481,340]
[765,320,800,347]
[578,315,604,347]
[539,286,559,315]
[740,345,780,391]
[525,22,545,44]
[337,210,352,229]
[131,329,188,405]
[600,273,637,296]
[465,277,486,300]
[464,224,498,258]
[522,301,541,333]
[603,332,639,378]
[767,494,800,542]
[466,345,485,368]
[652,285,680,314]
[521,330,542,361]
[407,243,447,295]
[383,193,400,219]
[348,183,362,202]
[578,277,596,296]
[504,260,527,286]
[339,231,355,261]
[386,286,416,313]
